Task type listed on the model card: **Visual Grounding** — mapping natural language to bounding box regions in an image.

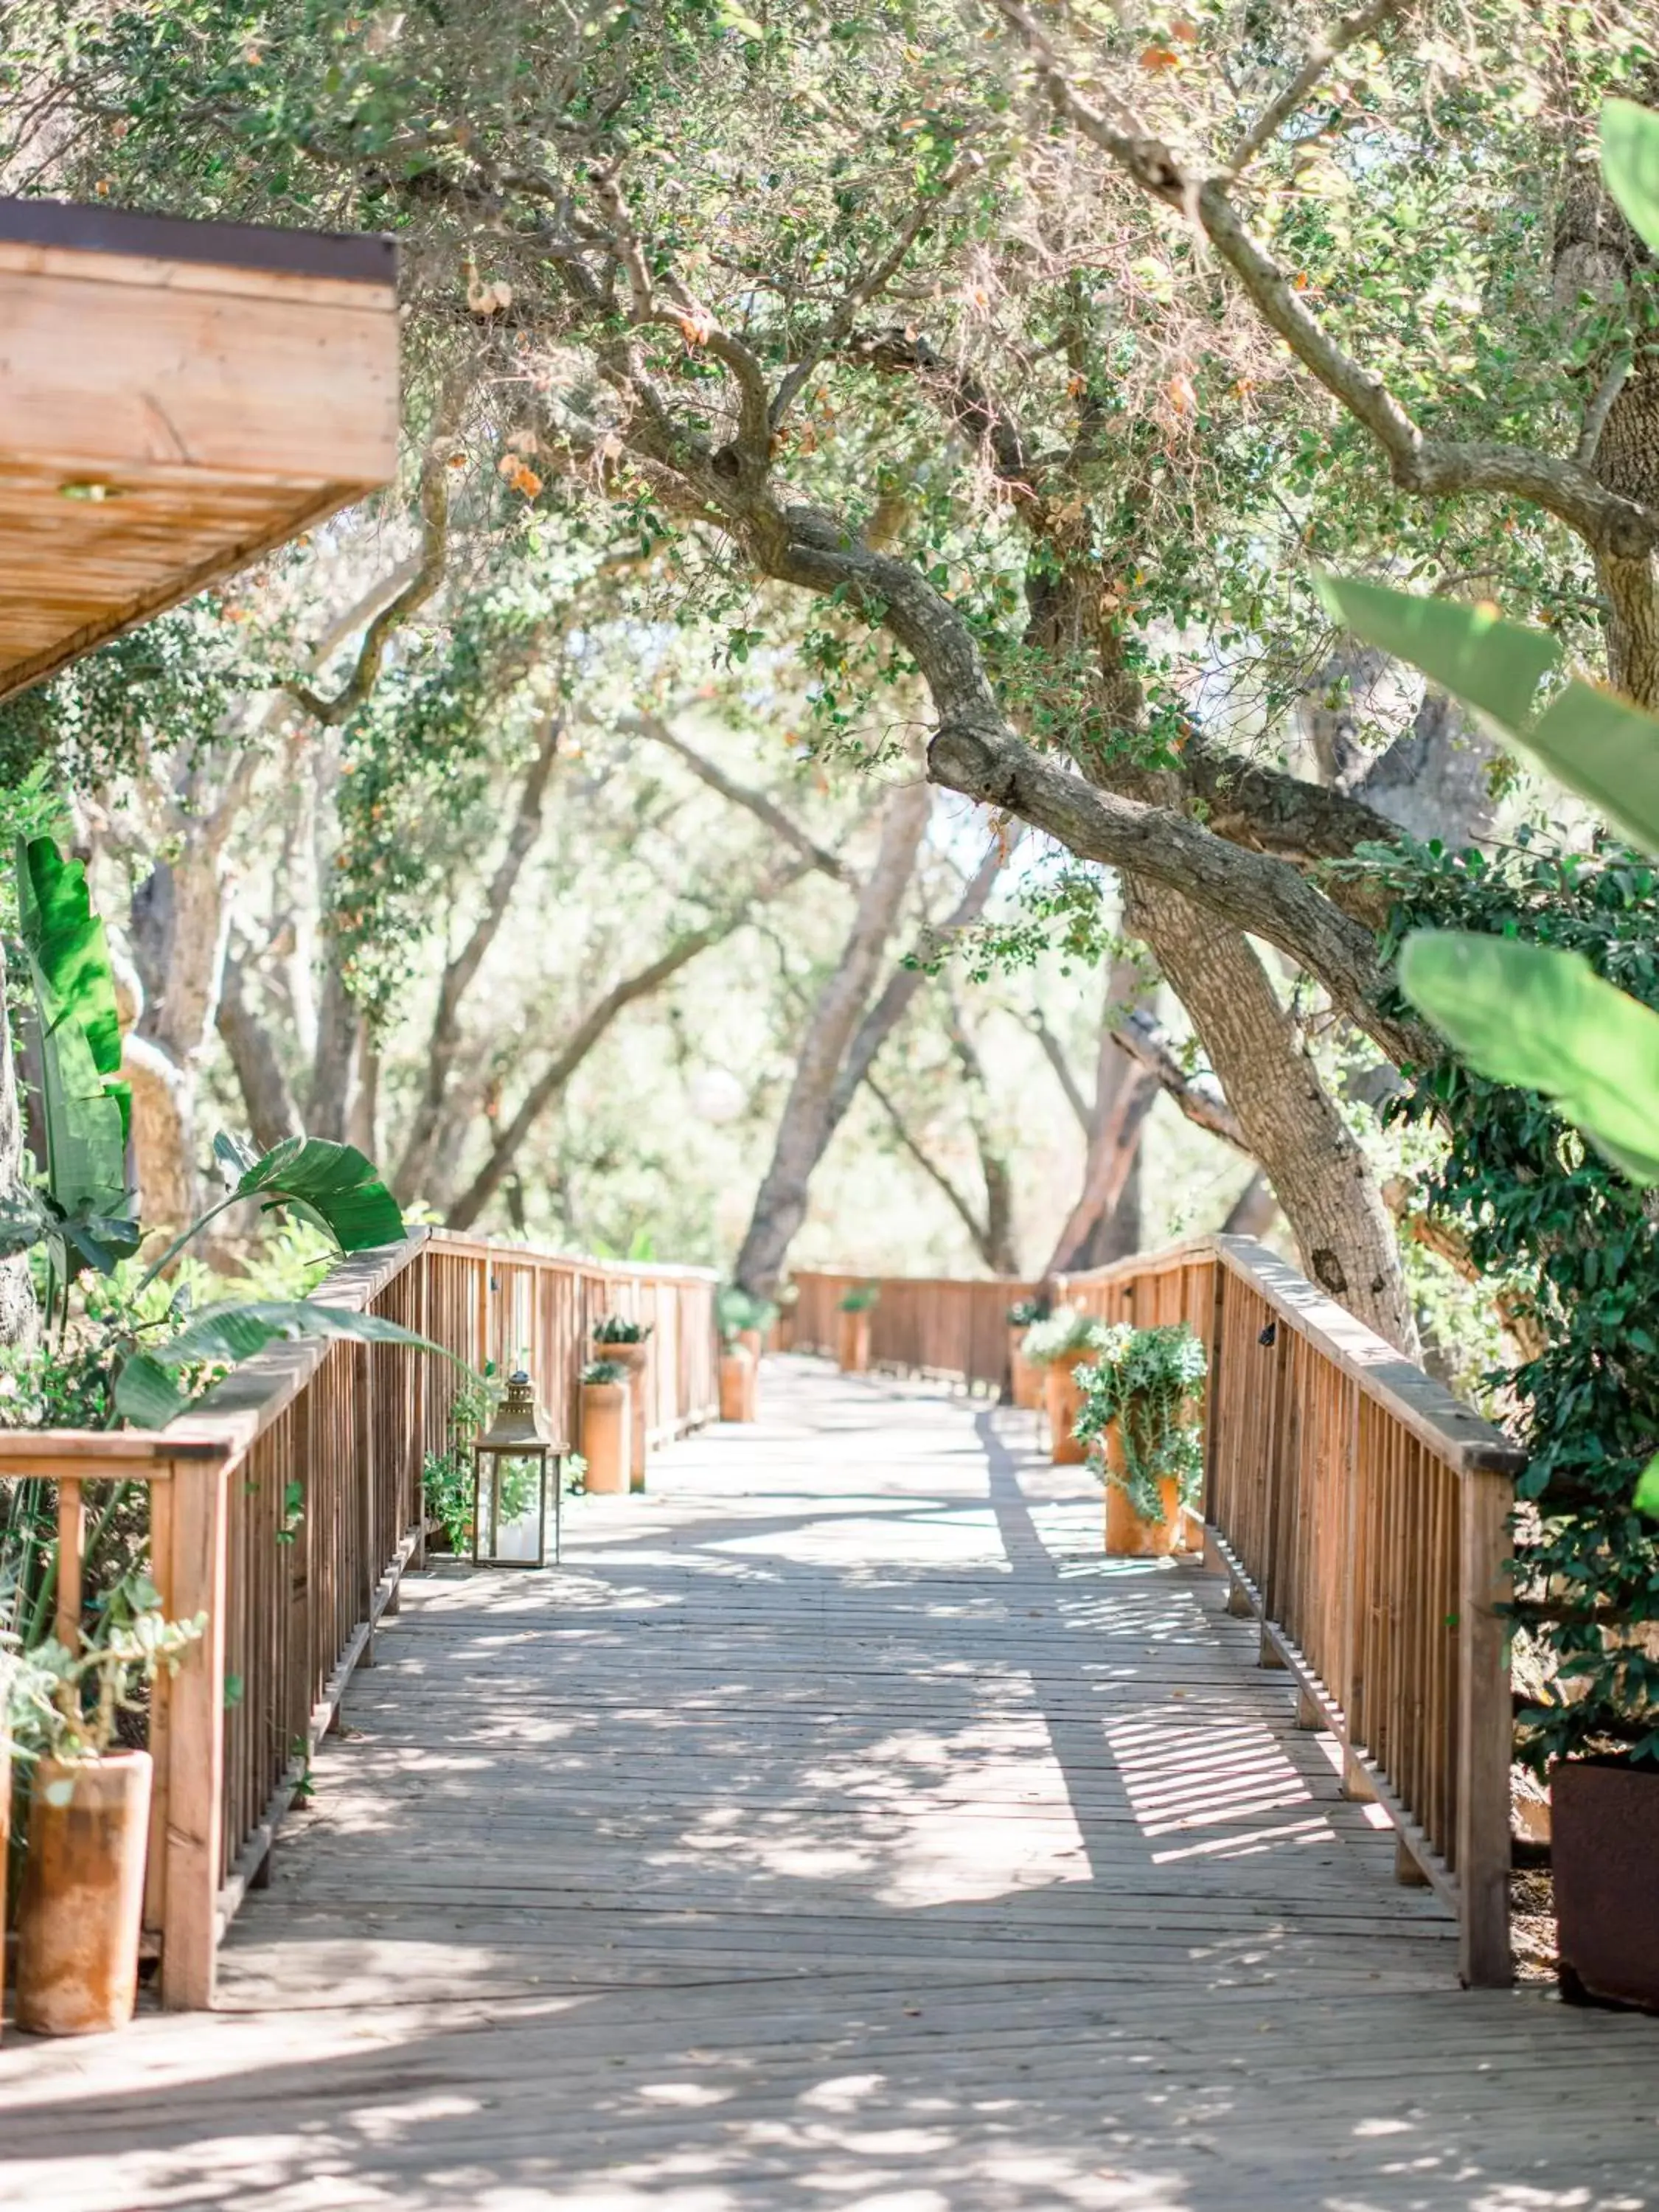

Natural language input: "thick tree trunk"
[308,952,358,1143]
[216,955,303,1155]
[392,715,563,1204]
[1127,881,1416,1352]
[734,780,933,1298]
[1046,957,1158,1275]
[1222,1169,1279,1240]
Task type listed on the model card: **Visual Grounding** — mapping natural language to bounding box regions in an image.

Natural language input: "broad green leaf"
[233,1138,405,1253]
[212,1130,260,1180]
[1522,679,1659,857]
[1400,931,1659,1183]
[1635,1451,1659,1519]
[1315,576,1559,734]
[114,1352,189,1428]
[16,836,133,1244]
[160,1299,437,1371]
[1601,98,1659,255]
[116,1301,455,1427]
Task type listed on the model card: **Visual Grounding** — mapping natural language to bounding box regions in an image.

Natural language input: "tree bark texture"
[216,954,302,1155]
[1126,880,1417,1352]
[1046,958,1158,1276]
[393,716,564,1204]
[734,779,933,1298]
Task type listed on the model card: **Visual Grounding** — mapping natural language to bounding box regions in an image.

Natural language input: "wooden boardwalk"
[3,1357,1657,2209]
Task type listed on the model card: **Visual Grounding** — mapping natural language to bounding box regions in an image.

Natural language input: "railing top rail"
[1062,1234,1523,1478]
[790,1268,1037,1290]
[426,1228,720,1284]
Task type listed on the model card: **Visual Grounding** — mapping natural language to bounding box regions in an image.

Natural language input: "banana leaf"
[1317,577,1659,855]
[15,837,135,1271]
[116,1300,452,1427]
[1602,97,1659,254]
[227,1135,406,1252]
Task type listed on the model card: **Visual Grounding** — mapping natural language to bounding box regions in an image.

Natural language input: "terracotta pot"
[593,1337,649,1492]
[581,1380,631,1495]
[1009,1329,1043,1412]
[1044,1360,1088,1464]
[837,1309,872,1374]
[1554,1757,1659,2011]
[1099,1421,1185,1557]
[720,1346,757,1422]
[15,1749,153,2037]
[737,1327,764,1367]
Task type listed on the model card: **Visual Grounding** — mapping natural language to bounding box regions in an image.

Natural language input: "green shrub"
[837,1284,880,1313]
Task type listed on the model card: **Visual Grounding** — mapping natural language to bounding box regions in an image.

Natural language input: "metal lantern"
[470,1369,562,1568]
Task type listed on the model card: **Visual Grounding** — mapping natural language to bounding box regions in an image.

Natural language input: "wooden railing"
[4,1227,717,2009]
[788,1268,1037,1391]
[790,1237,1523,1988]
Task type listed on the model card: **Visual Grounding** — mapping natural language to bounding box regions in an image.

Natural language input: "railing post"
[159,1451,229,2010]
[1457,1462,1514,1988]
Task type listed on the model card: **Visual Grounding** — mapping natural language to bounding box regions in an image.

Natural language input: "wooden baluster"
[1457,1462,1514,1987]
[159,1450,229,2011]
[55,1475,84,1658]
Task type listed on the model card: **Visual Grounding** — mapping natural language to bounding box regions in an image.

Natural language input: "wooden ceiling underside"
[0,201,400,704]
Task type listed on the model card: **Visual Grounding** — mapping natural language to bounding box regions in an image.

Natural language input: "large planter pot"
[581,1380,631,1496]
[593,1337,649,1492]
[15,1749,153,2037]
[737,1327,764,1368]
[1554,1756,1659,2010]
[1044,1361,1088,1465]
[1009,1329,1043,1412]
[1099,1422,1184,1557]
[838,1310,872,1374]
[720,1346,757,1422]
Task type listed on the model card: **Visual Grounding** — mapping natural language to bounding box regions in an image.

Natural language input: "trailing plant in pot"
[580,1359,630,1496]
[1020,1307,1106,1467]
[1073,1324,1207,1559]
[836,1284,878,1375]
[1006,1295,1050,1412]
[10,1571,204,2037]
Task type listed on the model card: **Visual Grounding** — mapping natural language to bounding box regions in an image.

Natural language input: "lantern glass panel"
[477,1449,548,1563]
[469,1369,557,1568]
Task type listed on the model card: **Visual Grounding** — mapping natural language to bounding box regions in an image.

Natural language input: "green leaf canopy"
[1399,931,1659,1184]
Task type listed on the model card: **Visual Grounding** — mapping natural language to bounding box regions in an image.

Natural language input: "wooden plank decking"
[3,1357,1657,2209]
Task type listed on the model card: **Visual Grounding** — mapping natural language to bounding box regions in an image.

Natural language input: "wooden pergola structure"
[0,196,399,704]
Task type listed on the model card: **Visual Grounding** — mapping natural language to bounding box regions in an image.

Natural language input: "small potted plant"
[591,1315,652,1491]
[580,1358,631,1495]
[836,1284,879,1374]
[1074,1323,1208,1557]
[1006,1295,1050,1411]
[1020,1307,1106,1465]
[10,1573,204,2037]
[716,1289,773,1422]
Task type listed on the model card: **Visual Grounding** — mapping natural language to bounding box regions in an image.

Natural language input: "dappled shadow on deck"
[2,1357,1656,2211]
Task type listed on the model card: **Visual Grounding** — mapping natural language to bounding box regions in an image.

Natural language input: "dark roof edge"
[0,197,396,285]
